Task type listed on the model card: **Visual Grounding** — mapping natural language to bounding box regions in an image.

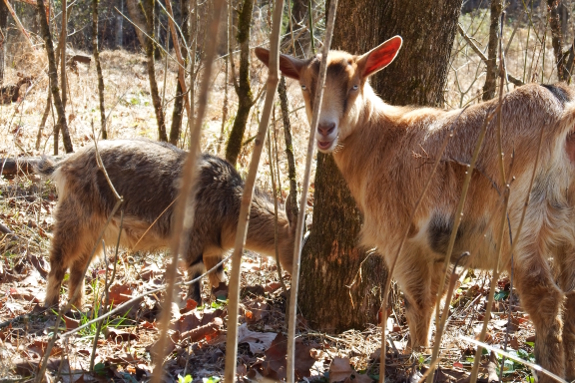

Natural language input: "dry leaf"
[329,357,373,383]
[104,327,139,342]
[64,315,80,330]
[108,284,133,304]
[7,287,42,303]
[237,322,277,354]
[181,317,223,342]
[249,333,315,380]
[28,340,63,358]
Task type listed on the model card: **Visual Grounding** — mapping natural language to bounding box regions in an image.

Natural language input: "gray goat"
[34,140,295,308]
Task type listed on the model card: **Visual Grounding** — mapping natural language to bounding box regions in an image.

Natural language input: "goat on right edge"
[256,37,575,381]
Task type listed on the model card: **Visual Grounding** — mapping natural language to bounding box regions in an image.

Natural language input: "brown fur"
[257,38,575,381]
[37,140,295,308]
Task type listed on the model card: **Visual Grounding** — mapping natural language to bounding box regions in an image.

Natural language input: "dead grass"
[0,6,555,382]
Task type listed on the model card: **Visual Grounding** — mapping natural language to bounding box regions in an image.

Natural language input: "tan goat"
[256,37,575,380]
[37,140,295,308]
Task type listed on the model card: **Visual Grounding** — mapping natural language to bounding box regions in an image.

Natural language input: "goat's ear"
[254,47,305,80]
[357,36,403,78]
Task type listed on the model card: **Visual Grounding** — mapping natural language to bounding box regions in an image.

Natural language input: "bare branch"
[457,23,524,87]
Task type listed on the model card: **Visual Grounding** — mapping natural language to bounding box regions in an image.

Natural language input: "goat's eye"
[301,85,307,91]
[352,85,359,91]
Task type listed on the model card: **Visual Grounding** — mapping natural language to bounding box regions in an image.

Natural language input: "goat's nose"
[318,122,336,136]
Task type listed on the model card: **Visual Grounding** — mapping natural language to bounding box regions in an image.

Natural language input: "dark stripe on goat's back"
[541,84,571,106]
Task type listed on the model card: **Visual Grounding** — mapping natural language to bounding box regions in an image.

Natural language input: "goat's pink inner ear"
[360,36,403,77]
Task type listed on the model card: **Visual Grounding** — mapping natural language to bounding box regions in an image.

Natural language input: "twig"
[114,7,187,74]
[470,14,509,383]
[90,209,123,371]
[163,0,193,139]
[59,252,233,339]
[222,0,284,381]
[149,0,225,382]
[460,336,568,383]
[457,23,524,87]
[425,109,496,382]
[267,127,287,293]
[217,0,230,154]
[0,221,12,235]
[286,2,337,383]
[35,137,123,383]
[2,0,34,50]
[60,0,67,111]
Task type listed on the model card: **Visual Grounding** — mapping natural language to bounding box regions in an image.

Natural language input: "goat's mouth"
[317,139,336,152]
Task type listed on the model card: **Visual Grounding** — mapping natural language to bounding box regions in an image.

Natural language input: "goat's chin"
[317,138,338,153]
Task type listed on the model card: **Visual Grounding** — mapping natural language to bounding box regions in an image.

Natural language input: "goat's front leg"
[515,254,565,382]
[563,291,575,380]
[395,256,437,350]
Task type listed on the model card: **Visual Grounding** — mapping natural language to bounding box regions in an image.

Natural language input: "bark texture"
[278,77,298,220]
[0,1,7,85]
[37,0,73,154]
[225,0,254,166]
[482,0,502,101]
[170,0,191,145]
[299,0,463,332]
[143,0,168,141]
[126,0,147,49]
[548,0,568,81]
[329,0,462,107]
[93,0,107,139]
[60,0,67,110]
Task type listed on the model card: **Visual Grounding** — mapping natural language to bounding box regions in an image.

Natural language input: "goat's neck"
[332,86,405,199]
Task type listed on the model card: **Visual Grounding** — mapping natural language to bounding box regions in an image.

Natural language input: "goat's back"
[39,140,250,252]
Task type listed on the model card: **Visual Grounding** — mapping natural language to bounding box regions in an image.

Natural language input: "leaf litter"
[0,45,543,383]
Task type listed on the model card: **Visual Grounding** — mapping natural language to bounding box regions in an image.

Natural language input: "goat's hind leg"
[66,226,102,309]
[45,199,88,307]
[515,252,565,382]
[203,247,226,289]
[186,258,206,304]
[556,247,575,380]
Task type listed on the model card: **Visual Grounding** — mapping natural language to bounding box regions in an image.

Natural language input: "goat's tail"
[35,156,60,176]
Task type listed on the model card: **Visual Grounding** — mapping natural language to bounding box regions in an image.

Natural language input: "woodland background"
[0,0,573,382]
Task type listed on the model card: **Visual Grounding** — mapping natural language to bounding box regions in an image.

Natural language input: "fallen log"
[0,157,40,177]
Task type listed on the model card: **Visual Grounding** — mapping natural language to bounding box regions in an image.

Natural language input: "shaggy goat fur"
[257,37,575,381]
[37,140,295,308]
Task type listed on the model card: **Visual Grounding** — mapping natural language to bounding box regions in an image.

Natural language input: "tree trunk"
[482,0,502,101]
[37,0,73,154]
[116,0,124,48]
[60,0,67,111]
[299,0,463,332]
[142,0,168,142]
[169,0,191,145]
[93,0,107,139]
[225,0,254,166]
[286,0,308,57]
[0,1,7,85]
[126,0,147,50]
[548,0,568,82]
[278,77,298,219]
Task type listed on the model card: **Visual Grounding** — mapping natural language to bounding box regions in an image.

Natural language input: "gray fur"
[38,140,295,307]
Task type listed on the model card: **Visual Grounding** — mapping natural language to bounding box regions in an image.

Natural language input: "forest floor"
[0,10,560,382]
